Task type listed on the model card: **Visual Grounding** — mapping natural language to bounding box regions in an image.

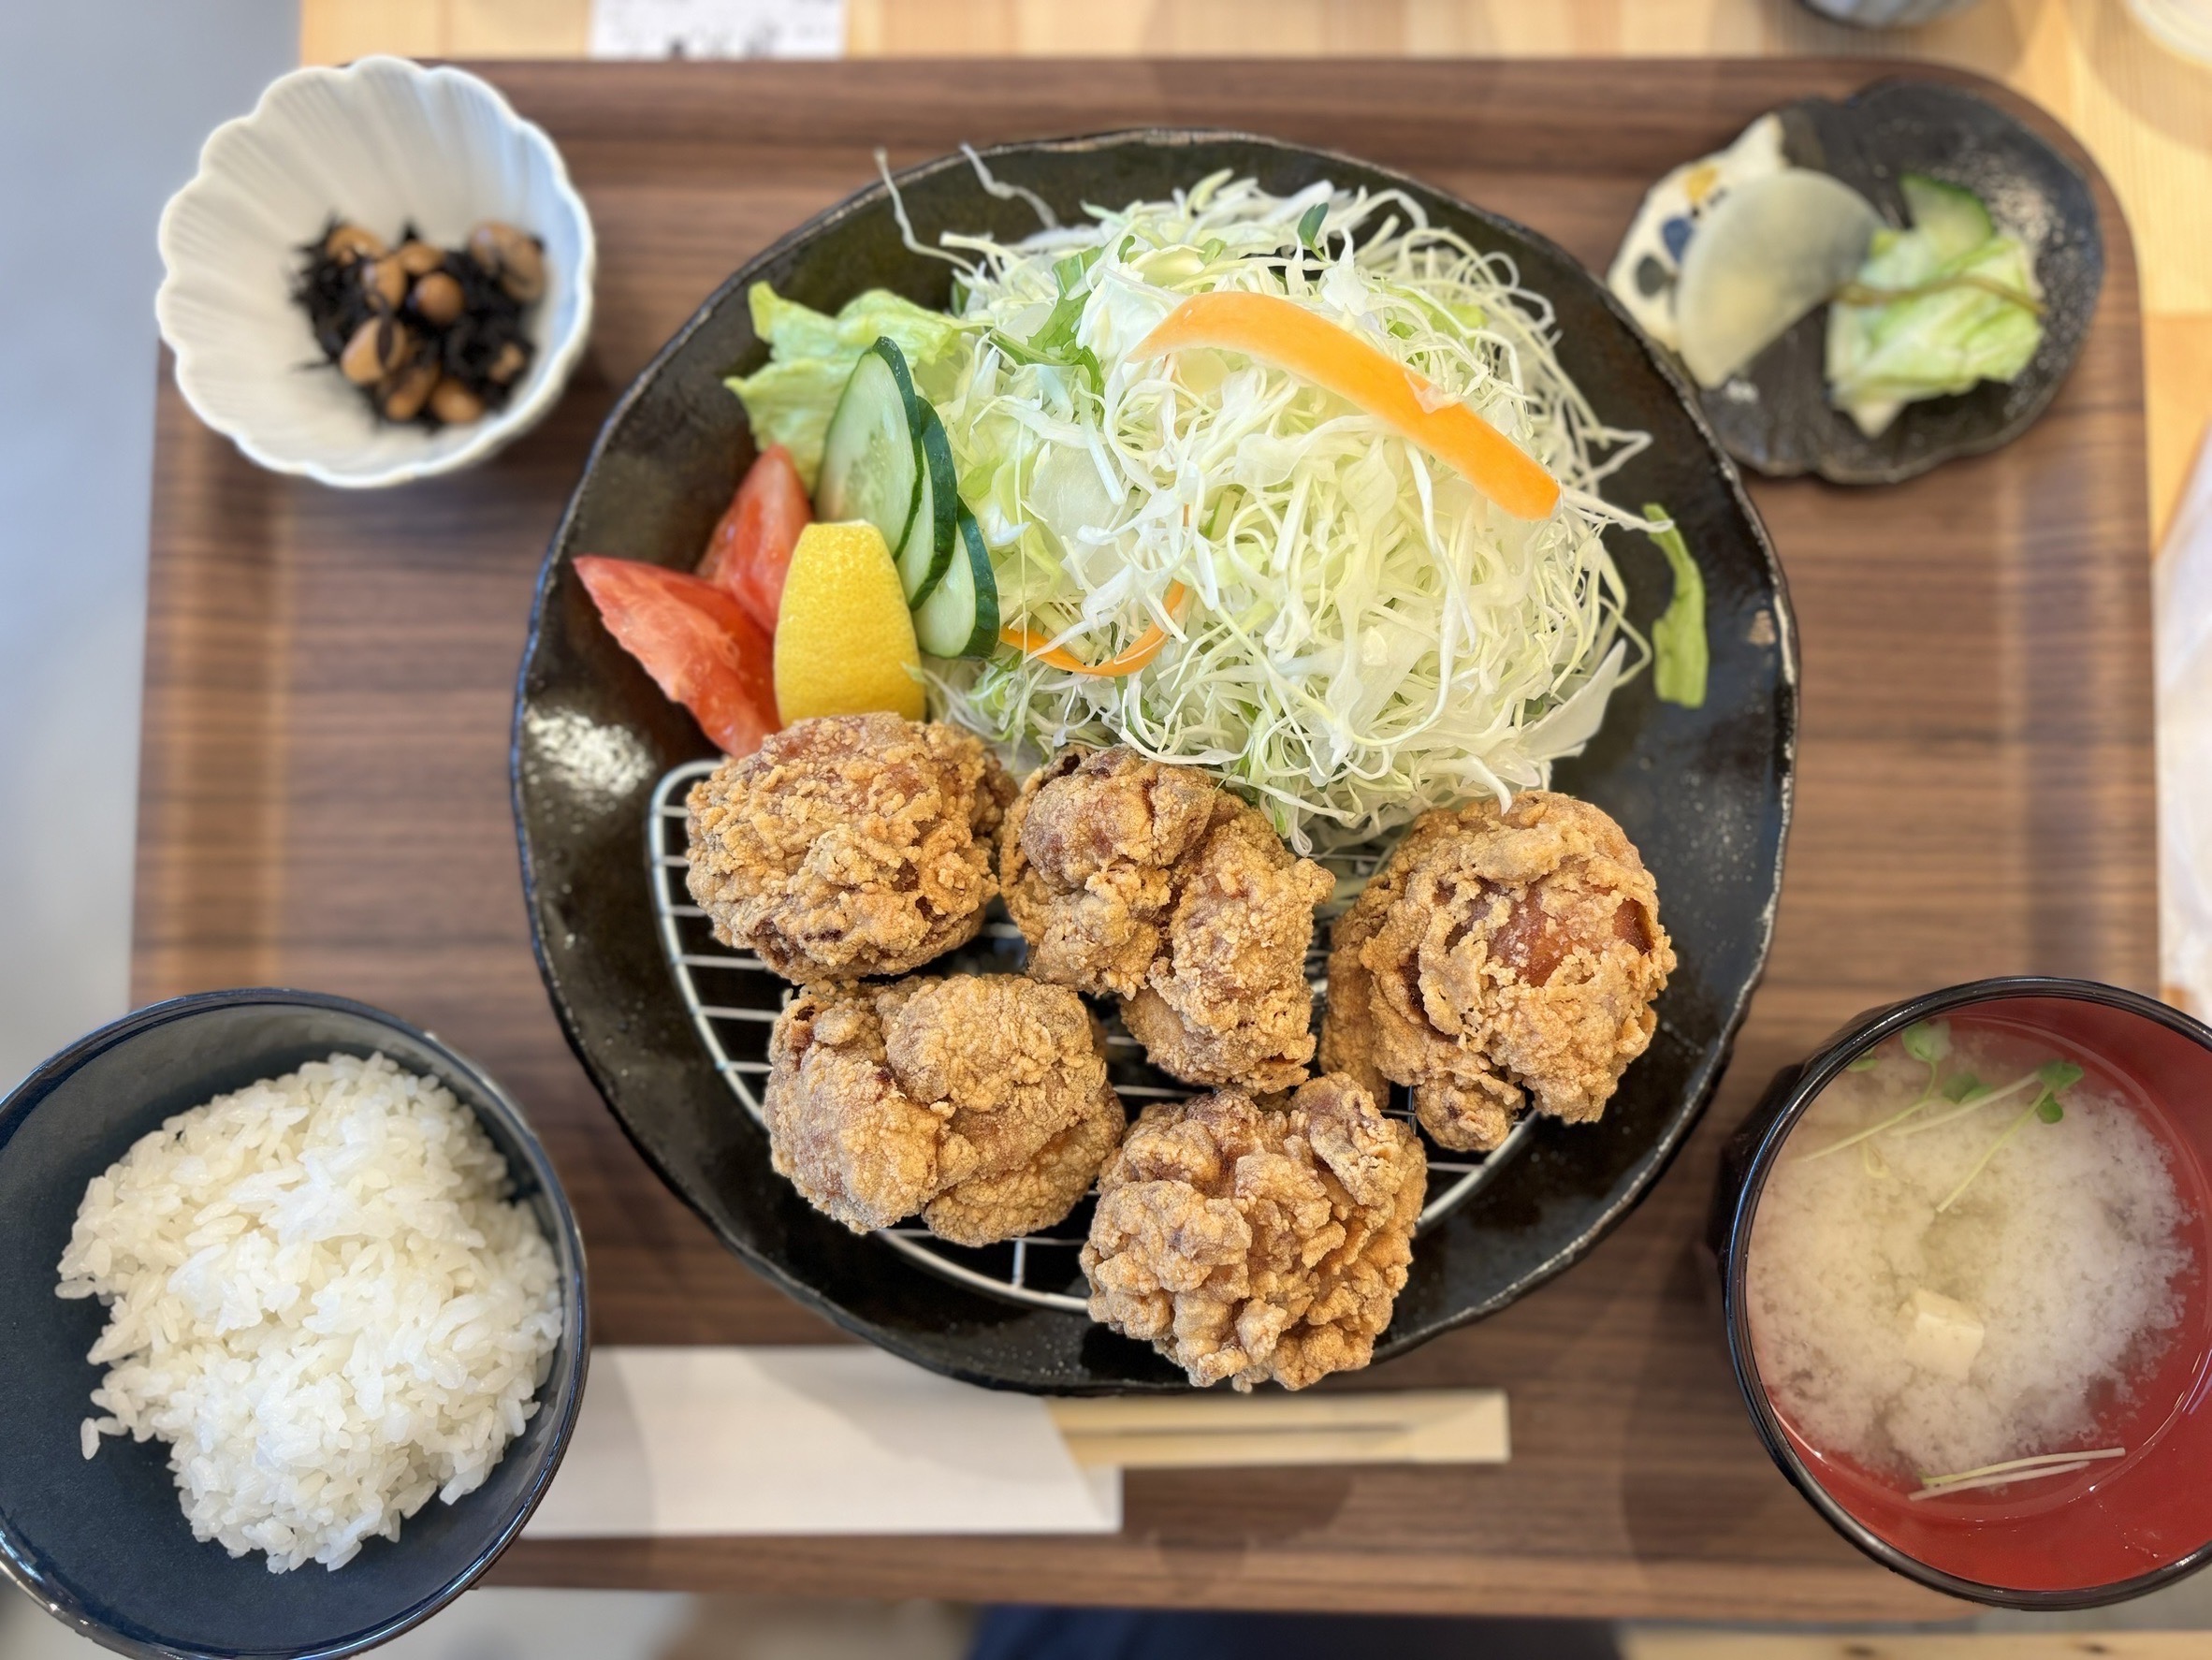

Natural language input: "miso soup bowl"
[1710,977,2212,1609]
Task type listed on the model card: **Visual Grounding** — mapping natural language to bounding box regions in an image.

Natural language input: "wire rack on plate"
[649,758,1531,1316]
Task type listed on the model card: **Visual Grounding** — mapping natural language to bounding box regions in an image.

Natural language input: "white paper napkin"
[523,1347,1121,1538]
[2159,428,2212,1017]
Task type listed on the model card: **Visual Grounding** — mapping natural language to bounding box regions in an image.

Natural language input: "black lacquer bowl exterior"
[1709,979,2212,1609]
[514,131,1798,1391]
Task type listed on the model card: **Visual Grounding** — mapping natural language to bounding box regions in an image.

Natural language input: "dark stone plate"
[1700,79,2103,485]
[512,131,1798,1392]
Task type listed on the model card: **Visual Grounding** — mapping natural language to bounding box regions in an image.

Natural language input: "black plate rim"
[513,126,1798,1391]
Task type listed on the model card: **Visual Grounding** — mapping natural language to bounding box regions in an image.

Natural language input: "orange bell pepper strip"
[1129,291,1561,522]
[1001,583,1189,677]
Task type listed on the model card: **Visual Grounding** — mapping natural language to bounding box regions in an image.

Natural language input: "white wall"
[0,0,298,1086]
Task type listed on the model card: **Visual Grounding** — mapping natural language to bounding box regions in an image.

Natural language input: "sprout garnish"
[1935,1060,2082,1214]
[1799,1021,1952,1161]
[1909,1446,2124,1501]
[1799,1023,2083,1198]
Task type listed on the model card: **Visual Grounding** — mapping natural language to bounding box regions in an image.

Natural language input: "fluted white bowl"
[156,56,595,488]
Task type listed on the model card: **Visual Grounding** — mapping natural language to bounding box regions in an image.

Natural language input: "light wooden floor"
[301,0,2212,545]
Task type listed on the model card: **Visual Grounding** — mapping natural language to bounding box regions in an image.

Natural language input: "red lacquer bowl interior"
[1746,994,2212,1596]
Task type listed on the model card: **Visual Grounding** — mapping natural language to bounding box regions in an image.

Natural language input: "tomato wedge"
[697,444,810,633]
[574,555,779,758]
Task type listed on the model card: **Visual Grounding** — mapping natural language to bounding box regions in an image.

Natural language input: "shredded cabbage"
[735,167,1657,850]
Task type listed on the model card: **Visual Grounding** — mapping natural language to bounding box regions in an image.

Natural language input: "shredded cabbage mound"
[735,167,1655,851]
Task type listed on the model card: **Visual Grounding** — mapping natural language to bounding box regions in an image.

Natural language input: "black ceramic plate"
[1698,80,2103,485]
[514,131,1797,1392]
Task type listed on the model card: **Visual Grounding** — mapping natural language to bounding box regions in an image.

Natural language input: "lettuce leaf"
[724,284,968,488]
[1826,223,2044,439]
[1638,504,1708,709]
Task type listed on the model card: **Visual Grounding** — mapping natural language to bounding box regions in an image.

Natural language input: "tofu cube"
[1901,1287,1984,1383]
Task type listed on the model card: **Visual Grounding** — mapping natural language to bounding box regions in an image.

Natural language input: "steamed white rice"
[56,1051,563,1573]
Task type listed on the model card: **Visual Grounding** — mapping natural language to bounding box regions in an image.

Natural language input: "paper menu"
[588,0,844,60]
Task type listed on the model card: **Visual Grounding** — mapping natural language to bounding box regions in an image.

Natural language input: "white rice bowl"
[55,1051,563,1573]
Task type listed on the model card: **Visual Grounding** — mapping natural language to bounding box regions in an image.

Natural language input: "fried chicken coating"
[1319,791,1675,1153]
[686,713,1013,982]
[999,747,1219,997]
[1081,1075,1424,1391]
[1002,747,1333,1092]
[1120,806,1338,1093]
[764,973,1124,1247]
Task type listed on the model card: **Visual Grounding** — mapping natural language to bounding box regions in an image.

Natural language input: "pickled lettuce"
[1826,177,2044,439]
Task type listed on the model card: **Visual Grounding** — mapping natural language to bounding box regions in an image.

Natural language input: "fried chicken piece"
[1121,806,1337,1092]
[1320,791,1675,1153]
[923,1086,1124,1247]
[1081,1075,1424,1391]
[686,713,1013,981]
[999,747,1220,997]
[1002,747,1333,1092]
[764,974,1124,1246]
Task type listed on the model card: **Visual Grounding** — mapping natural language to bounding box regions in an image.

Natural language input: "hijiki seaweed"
[291,216,542,428]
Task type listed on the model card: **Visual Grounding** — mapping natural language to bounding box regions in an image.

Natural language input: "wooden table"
[300,0,2212,552]
[136,55,2156,1622]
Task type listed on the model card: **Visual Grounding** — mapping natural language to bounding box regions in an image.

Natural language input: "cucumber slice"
[1900,174,1995,265]
[914,506,999,659]
[816,339,922,558]
[897,402,958,606]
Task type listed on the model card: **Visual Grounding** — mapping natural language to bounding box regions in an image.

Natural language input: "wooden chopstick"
[1046,1389,1508,1469]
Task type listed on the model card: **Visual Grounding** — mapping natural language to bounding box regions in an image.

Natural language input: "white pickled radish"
[1675,170,1883,388]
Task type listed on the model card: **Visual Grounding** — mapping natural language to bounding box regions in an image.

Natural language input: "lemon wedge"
[772,520,925,722]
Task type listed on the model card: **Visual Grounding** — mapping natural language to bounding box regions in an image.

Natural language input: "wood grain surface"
[299,0,2212,546]
[134,58,2151,1622]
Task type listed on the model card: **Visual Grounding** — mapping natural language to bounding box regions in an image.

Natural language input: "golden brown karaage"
[1002,747,1333,1093]
[687,713,1013,982]
[763,973,1123,1246]
[1081,1074,1424,1390]
[999,747,1218,996]
[1320,790,1674,1153]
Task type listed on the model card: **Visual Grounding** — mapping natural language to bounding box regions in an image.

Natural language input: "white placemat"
[524,1347,1120,1538]
[2160,430,2212,1018]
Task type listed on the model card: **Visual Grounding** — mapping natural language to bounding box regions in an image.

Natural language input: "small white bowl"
[156,56,595,488]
